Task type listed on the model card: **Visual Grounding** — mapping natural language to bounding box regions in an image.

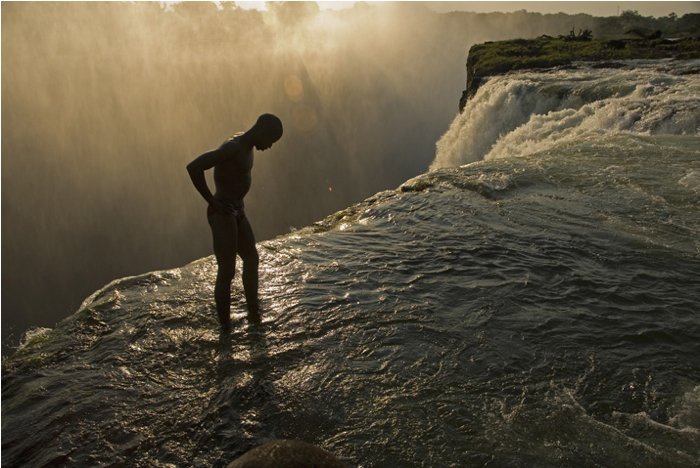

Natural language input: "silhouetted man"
[187,114,283,333]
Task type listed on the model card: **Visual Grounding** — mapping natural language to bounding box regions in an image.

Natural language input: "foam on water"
[433,60,700,168]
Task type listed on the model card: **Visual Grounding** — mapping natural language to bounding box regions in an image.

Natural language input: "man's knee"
[216,262,236,282]
[241,247,259,266]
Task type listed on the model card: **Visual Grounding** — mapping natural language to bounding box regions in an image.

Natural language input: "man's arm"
[187,150,218,206]
[186,147,234,209]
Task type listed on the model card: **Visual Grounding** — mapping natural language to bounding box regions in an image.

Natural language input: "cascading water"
[433,60,700,168]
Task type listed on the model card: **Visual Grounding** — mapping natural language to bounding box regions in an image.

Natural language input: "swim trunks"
[207,203,246,222]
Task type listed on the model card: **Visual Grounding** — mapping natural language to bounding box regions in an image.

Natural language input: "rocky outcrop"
[459,36,700,111]
[227,440,347,468]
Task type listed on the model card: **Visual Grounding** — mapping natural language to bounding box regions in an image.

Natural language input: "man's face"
[255,132,280,151]
[255,140,273,151]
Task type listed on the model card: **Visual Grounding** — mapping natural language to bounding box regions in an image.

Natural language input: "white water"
[433,60,700,168]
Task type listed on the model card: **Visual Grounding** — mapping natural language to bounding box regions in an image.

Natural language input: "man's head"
[252,113,283,151]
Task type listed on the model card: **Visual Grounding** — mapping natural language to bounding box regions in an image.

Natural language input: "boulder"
[227,439,347,468]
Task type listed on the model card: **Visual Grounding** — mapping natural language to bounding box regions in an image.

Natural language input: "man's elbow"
[186,161,198,175]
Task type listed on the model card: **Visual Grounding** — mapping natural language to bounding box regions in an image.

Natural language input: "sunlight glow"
[235,1,355,12]
[317,1,356,10]
[235,1,268,11]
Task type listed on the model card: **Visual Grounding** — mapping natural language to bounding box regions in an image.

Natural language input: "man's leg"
[237,215,260,322]
[208,210,238,333]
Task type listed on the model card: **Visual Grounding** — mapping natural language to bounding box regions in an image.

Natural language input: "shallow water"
[3,62,700,467]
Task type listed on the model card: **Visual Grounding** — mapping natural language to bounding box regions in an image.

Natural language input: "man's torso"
[213,136,253,205]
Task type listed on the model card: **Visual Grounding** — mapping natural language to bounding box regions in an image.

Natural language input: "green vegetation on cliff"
[460,36,700,110]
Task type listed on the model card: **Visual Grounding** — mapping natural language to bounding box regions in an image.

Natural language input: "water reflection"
[208,324,278,462]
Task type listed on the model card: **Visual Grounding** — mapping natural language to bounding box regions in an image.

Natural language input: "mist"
[2,2,639,353]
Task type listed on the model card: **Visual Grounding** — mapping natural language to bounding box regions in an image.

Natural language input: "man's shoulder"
[218,136,242,158]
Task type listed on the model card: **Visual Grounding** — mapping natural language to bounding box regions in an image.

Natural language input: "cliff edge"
[459,36,700,111]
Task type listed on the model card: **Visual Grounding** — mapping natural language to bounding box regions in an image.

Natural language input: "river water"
[3,60,699,467]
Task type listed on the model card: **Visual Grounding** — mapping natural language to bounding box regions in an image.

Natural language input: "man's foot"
[246,311,262,325]
[218,329,232,349]
[216,306,232,334]
[246,304,262,325]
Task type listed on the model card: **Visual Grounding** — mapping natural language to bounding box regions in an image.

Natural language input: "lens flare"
[283,75,304,102]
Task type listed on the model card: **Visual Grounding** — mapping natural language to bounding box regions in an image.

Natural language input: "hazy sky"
[238,1,700,17]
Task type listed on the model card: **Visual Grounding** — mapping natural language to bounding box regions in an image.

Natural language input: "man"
[187,114,283,333]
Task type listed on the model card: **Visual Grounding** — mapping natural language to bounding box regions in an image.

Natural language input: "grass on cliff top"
[469,37,700,76]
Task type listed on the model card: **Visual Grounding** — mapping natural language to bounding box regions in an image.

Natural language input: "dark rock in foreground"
[227,440,347,468]
[459,36,700,111]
